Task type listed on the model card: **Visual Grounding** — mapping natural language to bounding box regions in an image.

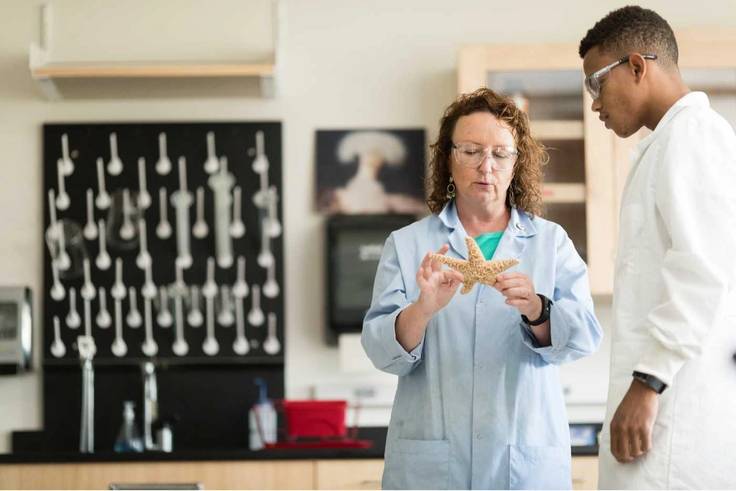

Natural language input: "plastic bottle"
[249,378,277,450]
[114,401,144,452]
[156,422,173,453]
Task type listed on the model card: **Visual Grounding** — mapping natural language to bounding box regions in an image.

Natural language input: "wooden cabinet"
[0,464,21,489]
[315,459,383,490]
[572,456,598,490]
[314,457,596,490]
[0,456,597,490]
[0,460,314,490]
[458,42,616,294]
[457,31,736,294]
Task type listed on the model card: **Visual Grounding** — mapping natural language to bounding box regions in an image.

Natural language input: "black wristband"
[632,371,667,394]
[521,294,552,326]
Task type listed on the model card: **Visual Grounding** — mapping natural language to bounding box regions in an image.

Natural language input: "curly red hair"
[426,88,547,216]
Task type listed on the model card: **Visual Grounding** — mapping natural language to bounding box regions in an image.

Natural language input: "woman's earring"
[446,176,456,199]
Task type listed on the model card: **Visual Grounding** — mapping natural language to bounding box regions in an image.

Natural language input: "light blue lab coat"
[362,201,602,490]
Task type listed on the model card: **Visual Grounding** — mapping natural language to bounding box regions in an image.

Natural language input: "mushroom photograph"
[315,129,426,214]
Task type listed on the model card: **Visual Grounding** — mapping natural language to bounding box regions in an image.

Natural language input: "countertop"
[0,427,598,464]
[0,427,387,464]
[0,446,385,464]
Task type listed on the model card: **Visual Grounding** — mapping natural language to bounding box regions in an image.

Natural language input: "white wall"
[1,0,734,453]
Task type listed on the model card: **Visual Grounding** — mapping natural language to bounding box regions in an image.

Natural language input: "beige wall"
[1,0,734,453]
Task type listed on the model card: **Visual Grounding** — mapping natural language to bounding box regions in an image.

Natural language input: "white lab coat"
[598,92,736,489]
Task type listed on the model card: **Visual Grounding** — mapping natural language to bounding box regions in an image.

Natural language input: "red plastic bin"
[281,400,347,439]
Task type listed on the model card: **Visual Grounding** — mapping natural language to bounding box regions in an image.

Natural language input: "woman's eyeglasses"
[452,143,517,171]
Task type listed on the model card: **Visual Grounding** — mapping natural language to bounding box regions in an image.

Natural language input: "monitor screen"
[333,229,389,317]
[0,302,18,340]
[327,215,415,335]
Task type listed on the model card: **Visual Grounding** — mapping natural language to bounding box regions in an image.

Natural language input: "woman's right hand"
[415,244,464,317]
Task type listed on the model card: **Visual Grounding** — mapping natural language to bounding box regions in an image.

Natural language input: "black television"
[325,214,416,344]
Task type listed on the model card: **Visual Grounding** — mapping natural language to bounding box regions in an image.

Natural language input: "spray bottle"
[249,377,277,450]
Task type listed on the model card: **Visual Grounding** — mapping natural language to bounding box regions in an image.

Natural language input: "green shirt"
[475,231,504,260]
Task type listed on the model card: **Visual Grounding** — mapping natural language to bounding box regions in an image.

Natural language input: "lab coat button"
[515,222,525,231]
[475,432,483,440]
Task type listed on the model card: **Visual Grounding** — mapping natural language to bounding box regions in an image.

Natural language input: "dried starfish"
[430,236,519,294]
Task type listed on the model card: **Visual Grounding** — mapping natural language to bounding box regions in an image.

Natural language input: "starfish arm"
[465,236,485,264]
[476,259,520,286]
[483,258,520,275]
[429,254,467,271]
[460,280,475,294]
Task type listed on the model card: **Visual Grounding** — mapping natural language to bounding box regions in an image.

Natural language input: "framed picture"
[315,129,426,214]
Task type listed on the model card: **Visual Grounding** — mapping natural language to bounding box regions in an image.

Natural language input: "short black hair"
[579,6,678,67]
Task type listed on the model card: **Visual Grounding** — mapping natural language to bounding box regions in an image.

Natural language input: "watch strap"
[632,370,667,394]
[521,294,552,326]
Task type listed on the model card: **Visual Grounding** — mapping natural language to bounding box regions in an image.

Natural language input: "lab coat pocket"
[509,444,571,490]
[383,438,450,490]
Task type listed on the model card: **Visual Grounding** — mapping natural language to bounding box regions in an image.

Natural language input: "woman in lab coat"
[362,88,603,490]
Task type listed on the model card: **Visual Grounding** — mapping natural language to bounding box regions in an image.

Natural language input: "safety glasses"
[584,53,657,99]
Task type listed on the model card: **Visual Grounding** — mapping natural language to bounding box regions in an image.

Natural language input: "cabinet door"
[315,459,383,490]
[458,33,736,296]
[0,465,23,490]
[9,461,314,490]
[583,89,617,294]
[458,45,620,295]
[571,456,598,490]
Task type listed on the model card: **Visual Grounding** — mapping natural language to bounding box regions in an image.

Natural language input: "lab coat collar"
[438,199,462,231]
[437,200,535,260]
[635,91,710,158]
[438,201,470,259]
[496,207,534,261]
[508,207,536,238]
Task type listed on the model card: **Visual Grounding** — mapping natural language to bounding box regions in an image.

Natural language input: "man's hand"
[610,379,660,463]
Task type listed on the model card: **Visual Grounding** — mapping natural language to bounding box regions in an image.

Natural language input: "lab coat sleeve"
[634,116,736,386]
[518,228,602,364]
[361,233,425,376]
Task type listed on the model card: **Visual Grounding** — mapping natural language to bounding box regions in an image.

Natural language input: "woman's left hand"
[493,272,542,320]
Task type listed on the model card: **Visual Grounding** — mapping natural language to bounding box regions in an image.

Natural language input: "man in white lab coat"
[579,6,736,489]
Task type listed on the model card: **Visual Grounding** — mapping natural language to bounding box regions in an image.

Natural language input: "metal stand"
[78,335,96,453]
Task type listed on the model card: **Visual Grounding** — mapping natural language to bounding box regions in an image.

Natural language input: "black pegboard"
[41,364,284,452]
[42,122,284,366]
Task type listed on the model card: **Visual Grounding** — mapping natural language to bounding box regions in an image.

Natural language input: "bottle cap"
[254,377,269,405]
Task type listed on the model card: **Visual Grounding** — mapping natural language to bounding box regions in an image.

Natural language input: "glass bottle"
[114,400,144,452]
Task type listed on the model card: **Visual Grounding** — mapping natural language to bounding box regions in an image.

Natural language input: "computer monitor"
[325,214,415,344]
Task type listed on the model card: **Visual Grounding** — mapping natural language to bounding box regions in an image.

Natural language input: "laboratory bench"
[0,427,599,489]
[0,442,385,465]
